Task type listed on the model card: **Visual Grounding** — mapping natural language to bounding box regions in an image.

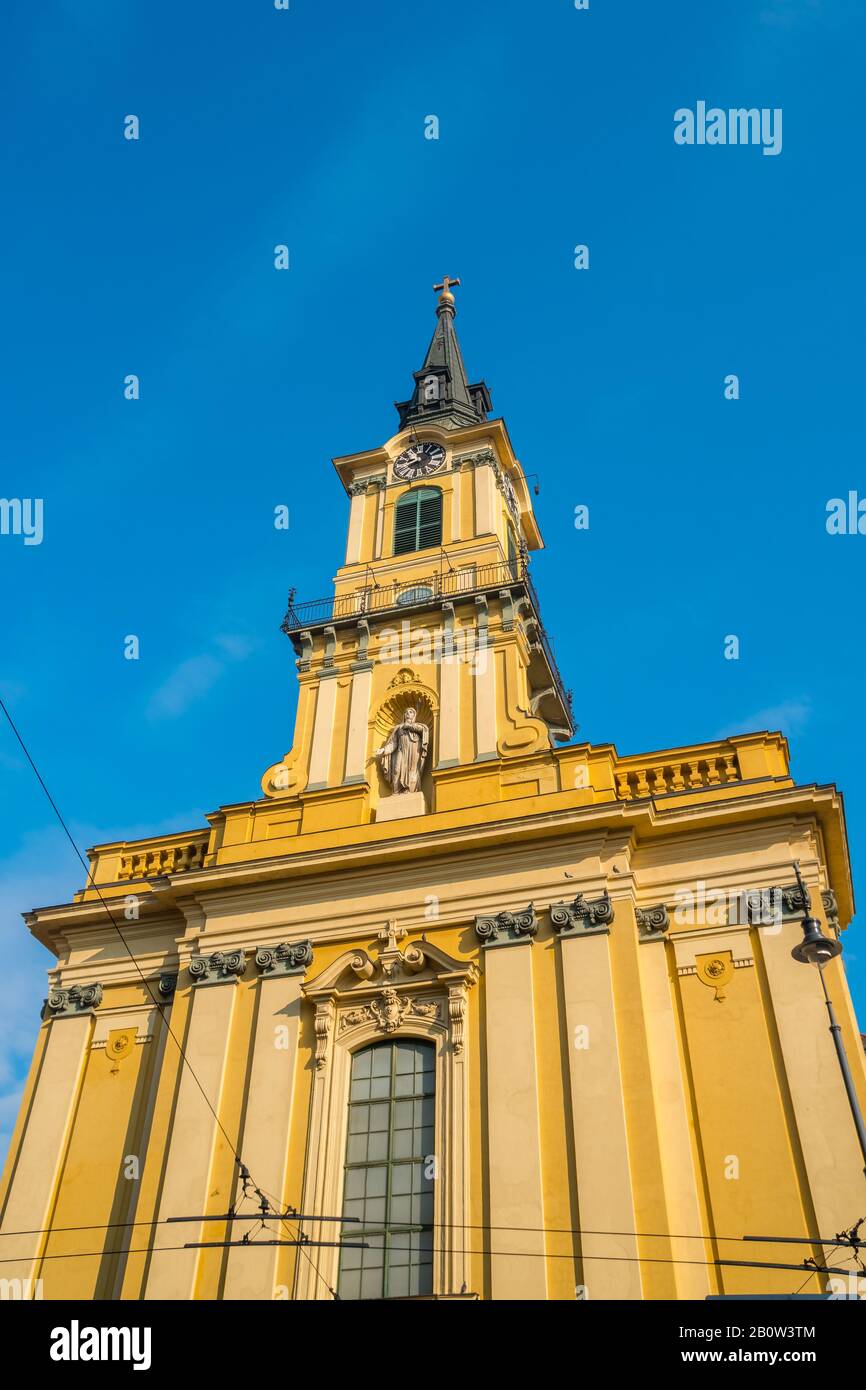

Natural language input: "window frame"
[392,486,443,556]
[296,943,477,1301]
[338,1040,436,1300]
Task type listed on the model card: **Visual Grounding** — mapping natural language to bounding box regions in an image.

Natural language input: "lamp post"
[790,864,866,1181]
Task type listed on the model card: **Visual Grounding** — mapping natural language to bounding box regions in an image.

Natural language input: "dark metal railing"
[282,559,525,631]
[281,557,573,720]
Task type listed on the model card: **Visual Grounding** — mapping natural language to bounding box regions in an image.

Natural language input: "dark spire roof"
[395,278,492,432]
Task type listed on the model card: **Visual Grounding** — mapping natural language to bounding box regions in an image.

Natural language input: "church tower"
[261,278,573,826]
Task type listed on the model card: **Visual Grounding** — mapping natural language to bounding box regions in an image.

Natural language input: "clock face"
[392,441,445,481]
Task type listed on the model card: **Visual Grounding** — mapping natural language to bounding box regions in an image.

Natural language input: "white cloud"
[146,653,224,720]
[715,697,812,740]
[145,634,256,721]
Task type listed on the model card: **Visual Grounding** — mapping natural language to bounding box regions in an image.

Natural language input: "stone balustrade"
[614,749,740,800]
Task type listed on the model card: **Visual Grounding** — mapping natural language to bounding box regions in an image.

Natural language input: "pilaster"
[223,943,313,1299]
[475,904,547,1298]
[143,953,243,1299]
[550,895,642,1299]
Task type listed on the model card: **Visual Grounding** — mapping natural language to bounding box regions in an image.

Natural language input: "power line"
[0,696,338,1299]
[1,1239,860,1277]
[0,694,245,1171]
[0,1212,857,1250]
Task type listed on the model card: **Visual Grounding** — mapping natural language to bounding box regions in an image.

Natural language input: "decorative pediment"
[303,921,477,1068]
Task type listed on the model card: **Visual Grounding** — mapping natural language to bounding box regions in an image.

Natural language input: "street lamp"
[790,864,866,1180]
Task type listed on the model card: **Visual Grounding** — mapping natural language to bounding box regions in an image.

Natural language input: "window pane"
[366,1166,387,1198]
[346,1134,367,1164]
[344,1168,365,1200]
[353,1050,373,1079]
[361,1266,383,1299]
[367,1131,388,1161]
[371,1047,391,1077]
[395,1042,419,1073]
[394,1099,414,1130]
[369,1102,389,1131]
[349,1104,369,1134]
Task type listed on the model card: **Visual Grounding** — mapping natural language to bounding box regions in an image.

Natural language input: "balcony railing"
[282,558,528,631]
[281,557,573,724]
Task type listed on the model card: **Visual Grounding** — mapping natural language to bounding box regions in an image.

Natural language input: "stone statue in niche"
[377,707,429,794]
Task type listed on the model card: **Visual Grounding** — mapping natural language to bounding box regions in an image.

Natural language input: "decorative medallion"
[695,950,735,1002]
[106,1028,135,1073]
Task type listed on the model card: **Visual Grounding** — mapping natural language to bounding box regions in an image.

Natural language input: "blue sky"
[1,0,864,1158]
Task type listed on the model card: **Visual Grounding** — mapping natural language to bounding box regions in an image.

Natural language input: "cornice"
[26,782,852,952]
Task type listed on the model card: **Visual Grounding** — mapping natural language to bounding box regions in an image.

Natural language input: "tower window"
[393,487,442,556]
[337,1040,435,1300]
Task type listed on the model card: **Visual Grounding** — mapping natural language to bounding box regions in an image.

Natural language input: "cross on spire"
[434,275,461,301]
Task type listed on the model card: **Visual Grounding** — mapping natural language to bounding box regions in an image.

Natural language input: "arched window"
[338,1040,435,1300]
[393,487,442,556]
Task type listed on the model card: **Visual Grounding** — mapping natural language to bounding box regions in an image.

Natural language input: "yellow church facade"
[2,283,865,1301]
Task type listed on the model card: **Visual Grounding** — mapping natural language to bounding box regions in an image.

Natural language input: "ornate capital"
[742,883,807,924]
[188,950,245,986]
[550,893,614,937]
[475,903,537,947]
[822,888,840,935]
[44,982,103,1019]
[635,903,670,939]
[255,940,313,977]
[348,479,369,497]
[158,972,178,999]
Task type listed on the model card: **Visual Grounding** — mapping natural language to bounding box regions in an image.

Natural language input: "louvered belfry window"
[393,487,442,555]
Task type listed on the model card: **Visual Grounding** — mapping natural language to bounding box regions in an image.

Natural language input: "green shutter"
[393,488,442,555]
